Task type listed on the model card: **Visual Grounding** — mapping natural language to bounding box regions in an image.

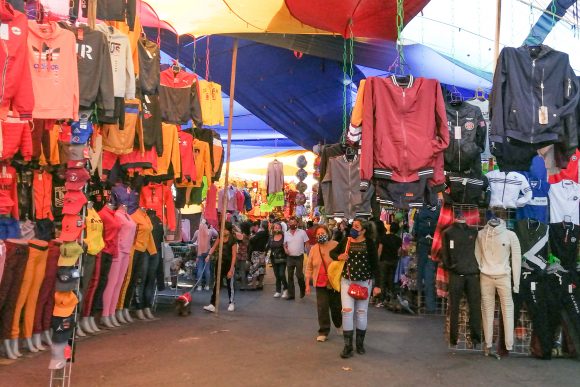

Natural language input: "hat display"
[59,215,85,242]
[62,191,88,215]
[70,110,94,145]
[55,267,81,291]
[53,291,79,318]
[64,167,90,191]
[58,241,83,266]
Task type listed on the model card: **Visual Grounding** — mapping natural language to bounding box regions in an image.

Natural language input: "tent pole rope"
[215,38,239,314]
[493,0,502,72]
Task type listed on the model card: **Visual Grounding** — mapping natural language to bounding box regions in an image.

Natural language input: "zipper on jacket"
[567,78,572,98]
[531,59,536,143]
[456,111,461,171]
[501,173,507,207]
[401,89,409,182]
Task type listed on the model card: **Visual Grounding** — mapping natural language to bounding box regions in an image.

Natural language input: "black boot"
[356,329,366,354]
[340,331,354,358]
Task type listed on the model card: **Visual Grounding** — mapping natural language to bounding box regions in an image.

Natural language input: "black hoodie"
[440,222,479,275]
[444,101,487,173]
[490,45,579,151]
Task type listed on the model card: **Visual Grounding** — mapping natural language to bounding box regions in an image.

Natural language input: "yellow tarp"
[143,0,328,36]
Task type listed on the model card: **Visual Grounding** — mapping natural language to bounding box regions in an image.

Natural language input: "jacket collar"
[390,74,414,89]
[519,44,553,61]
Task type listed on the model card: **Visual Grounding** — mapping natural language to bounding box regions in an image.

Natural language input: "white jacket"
[475,219,522,293]
[486,170,532,208]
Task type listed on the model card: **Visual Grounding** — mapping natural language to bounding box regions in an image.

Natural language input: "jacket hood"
[0,2,14,22]
[518,44,554,60]
[28,21,67,40]
[486,219,506,236]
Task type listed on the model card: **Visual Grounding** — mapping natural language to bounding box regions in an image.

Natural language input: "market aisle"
[0,275,578,387]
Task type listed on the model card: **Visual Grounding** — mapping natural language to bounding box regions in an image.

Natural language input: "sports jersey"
[514,219,548,271]
[177,131,196,183]
[549,222,580,272]
[486,170,532,208]
[198,80,224,126]
[549,180,580,224]
[84,207,105,255]
[516,156,550,223]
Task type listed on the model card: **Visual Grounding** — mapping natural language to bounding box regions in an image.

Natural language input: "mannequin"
[475,218,521,357]
[96,201,121,328]
[102,204,136,327]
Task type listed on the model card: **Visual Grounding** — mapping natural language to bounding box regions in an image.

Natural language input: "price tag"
[454,126,462,140]
[0,24,9,40]
[530,282,536,291]
[539,106,548,125]
[449,240,454,249]
[569,284,573,294]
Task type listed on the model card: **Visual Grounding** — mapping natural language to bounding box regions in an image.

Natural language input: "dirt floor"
[1,274,579,387]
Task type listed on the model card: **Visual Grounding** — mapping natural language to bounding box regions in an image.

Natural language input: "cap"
[65,167,90,191]
[62,191,88,215]
[58,241,83,266]
[53,291,78,318]
[55,267,81,291]
[60,215,85,242]
[70,110,93,145]
[60,143,88,162]
[111,184,131,207]
[67,159,85,169]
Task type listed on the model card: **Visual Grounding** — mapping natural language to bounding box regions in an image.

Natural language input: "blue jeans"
[196,254,211,287]
[417,238,437,312]
[340,277,371,331]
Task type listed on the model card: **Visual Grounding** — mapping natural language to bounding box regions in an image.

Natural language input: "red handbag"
[347,283,369,300]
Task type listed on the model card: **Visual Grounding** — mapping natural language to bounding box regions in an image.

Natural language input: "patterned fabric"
[343,241,372,281]
[248,251,266,282]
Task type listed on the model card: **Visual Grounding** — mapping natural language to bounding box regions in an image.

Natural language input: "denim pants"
[196,253,211,287]
[340,277,371,331]
[134,252,160,309]
[417,238,437,312]
[272,262,288,293]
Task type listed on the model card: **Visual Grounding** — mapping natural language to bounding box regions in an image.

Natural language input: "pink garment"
[204,184,218,228]
[102,209,136,316]
[236,190,244,212]
[196,222,210,256]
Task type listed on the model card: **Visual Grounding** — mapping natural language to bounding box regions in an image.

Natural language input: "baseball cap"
[58,241,83,266]
[55,267,81,291]
[62,191,88,215]
[70,110,93,144]
[65,167,90,191]
[53,291,78,318]
[60,215,85,242]
[111,184,131,207]
[67,159,85,169]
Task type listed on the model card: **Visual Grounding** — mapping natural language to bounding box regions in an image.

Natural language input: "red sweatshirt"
[177,130,196,183]
[203,184,218,228]
[0,115,32,161]
[98,205,120,256]
[140,182,176,231]
[0,164,19,218]
[0,3,34,120]
[360,76,449,188]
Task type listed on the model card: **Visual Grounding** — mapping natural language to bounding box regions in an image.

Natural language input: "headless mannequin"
[99,201,120,328]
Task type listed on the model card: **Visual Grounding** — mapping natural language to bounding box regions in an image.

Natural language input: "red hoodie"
[140,182,176,231]
[177,130,196,183]
[0,3,34,119]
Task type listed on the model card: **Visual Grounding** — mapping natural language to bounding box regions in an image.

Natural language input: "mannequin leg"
[32,240,60,344]
[91,253,113,317]
[100,315,115,329]
[123,309,133,323]
[10,338,22,357]
[115,310,127,324]
[465,274,482,345]
[89,317,100,332]
[496,275,514,351]
[110,314,121,327]
[108,254,131,319]
[32,333,46,351]
[42,330,52,346]
[20,241,49,346]
[25,337,38,353]
[480,274,497,349]
[133,252,149,315]
[3,339,17,360]
[116,251,137,316]
[79,254,97,318]
[76,324,86,337]
[101,256,121,318]
[80,317,95,334]
[143,253,160,317]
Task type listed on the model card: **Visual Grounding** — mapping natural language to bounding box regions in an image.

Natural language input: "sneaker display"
[273,292,281,298]
[227,303,235,312]
[203,304,216,313]
[316,335,328,342]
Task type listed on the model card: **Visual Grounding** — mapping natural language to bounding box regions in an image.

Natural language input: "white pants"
[480,273,514,350]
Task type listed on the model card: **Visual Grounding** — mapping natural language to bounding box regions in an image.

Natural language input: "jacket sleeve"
[474,232,482,269]
[329,237,347,260]
[203,144,212,182]
[561,67,579,154]
[97,33,116,117]
[479,175,491,208]
[489,49,506,143]
[126,0,137,31]
[190,80,204,129]
[366,239,380,284]
[475,106,487,153]
[164,183,176,231]
[20,121,33,161]
[125,39,136,100]
[360,77,374,191]
[12,34,34,120]
[440,229,452,270]
[516,173,533,207]
[350,79,366,127]
[305,247,315,283]
[432,81,450,154]
[509,230,522,293]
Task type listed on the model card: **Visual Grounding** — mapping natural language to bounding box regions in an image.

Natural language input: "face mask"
[317,234,329,244]
[349,229,359,239]
[274,230,282,235]
[289,224,297,230]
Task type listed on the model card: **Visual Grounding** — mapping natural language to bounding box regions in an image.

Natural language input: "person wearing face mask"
[267,222,288,298]
[331,219,381,358]
[305,225,342,342]
[284,217,310,300]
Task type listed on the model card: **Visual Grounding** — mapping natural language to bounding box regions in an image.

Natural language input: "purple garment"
[111,183,131,207]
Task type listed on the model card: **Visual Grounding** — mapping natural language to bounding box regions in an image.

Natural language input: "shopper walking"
[236,222,252,290]
[305,225,342,342]
[203,222,237,313]
[247,220,269,290]
[331,219,381,358]
[192,220,212,291]
[267,222,288,298]
[376,221,402,305]
[284,217,309,300]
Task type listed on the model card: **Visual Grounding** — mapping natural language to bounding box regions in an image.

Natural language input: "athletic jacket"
[490,45,579,150]
[440,222,479,275]
[193,128,223,182]
[159,68,203,127]
[75,0,136,31]
[96,24,135,100]
[514,219,548,271]
[138,38,160,95]
[360,75,449,188]
[139,182,176,231]
[548,149,580,184]
[0,165,18,218]
[486,170,532,208]
[444,101,487,172]
[413,204,440,239]
[101,98,144,155]
[516,156,550,223]
[130,208,157,254]
[443,170,490,207]
[549,222,580,273]
[177,130,196,183]
[58,23,115,116]
[475,219,522,292]
[0,2,33,120]
[141,94,163,156]
[28,21,79,120]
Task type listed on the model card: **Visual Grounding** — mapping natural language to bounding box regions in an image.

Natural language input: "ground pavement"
[1,275,579,387]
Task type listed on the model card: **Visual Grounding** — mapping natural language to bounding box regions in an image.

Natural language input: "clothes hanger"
[469,87,487,101]
[447,85,463,105]
[172,59,181,74]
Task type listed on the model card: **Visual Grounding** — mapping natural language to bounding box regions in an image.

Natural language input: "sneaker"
[281,290,289,299]
[203,304,216,313]
[316,335,328,342]
[196,286,202,291]
[375,301,384,308]
[273,292,281,298]
[227,303,235,312]
[204,286,210,291]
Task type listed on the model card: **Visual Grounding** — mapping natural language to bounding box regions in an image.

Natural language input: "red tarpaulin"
[285,0,430,39]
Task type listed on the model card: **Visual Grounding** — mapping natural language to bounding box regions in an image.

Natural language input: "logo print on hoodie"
[32,43,61,71]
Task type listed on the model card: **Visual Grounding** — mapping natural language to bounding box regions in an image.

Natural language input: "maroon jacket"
[360,76,449,190]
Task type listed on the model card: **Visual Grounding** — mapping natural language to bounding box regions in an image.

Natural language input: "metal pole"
[214,38,239,314]
[493,0,502,72]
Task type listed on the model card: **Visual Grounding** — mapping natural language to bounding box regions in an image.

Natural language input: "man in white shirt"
[284,217,309,300]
